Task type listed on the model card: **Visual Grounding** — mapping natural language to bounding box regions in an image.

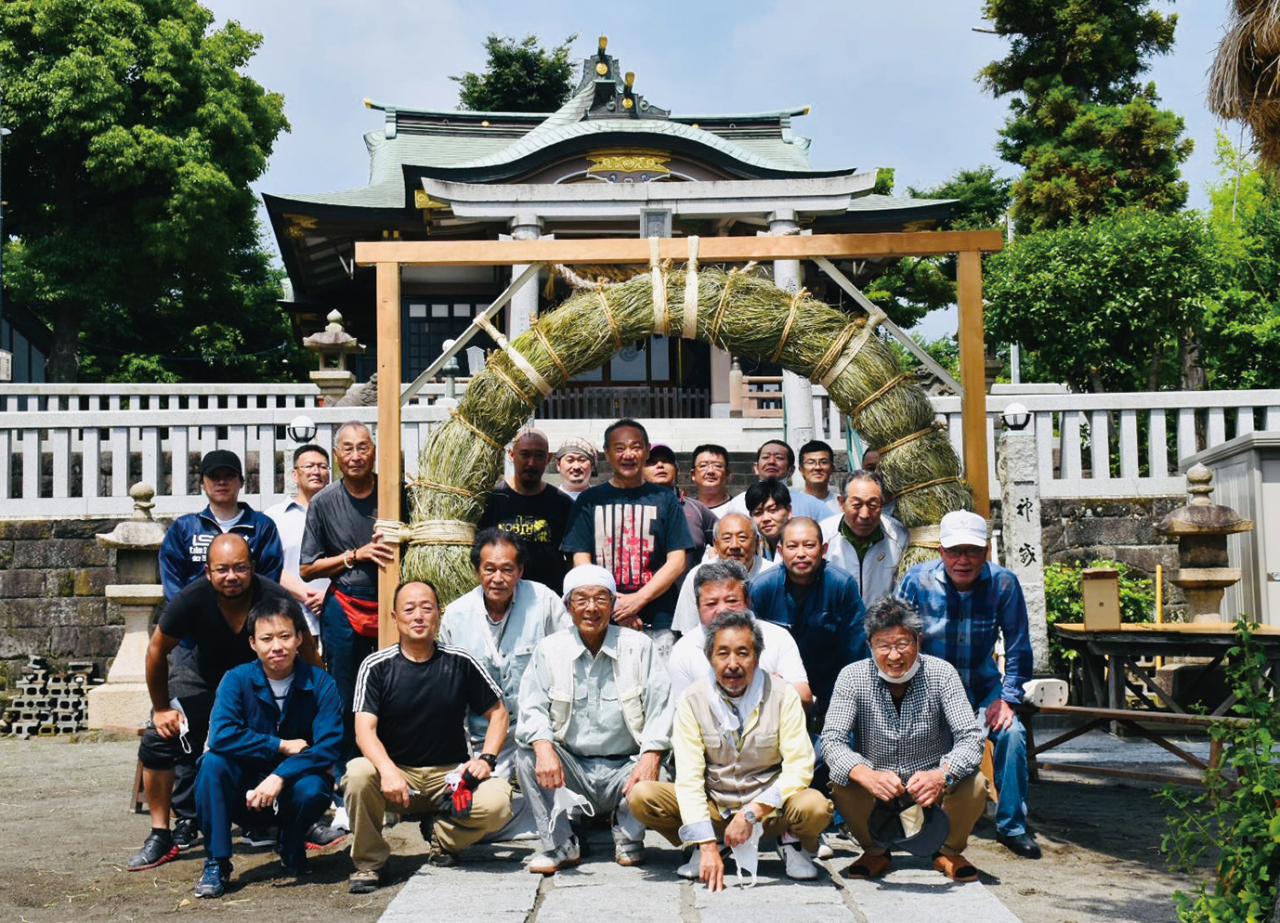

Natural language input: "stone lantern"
[87,483,167,731]
[1155,463,1254,622]
[303,309,365,405]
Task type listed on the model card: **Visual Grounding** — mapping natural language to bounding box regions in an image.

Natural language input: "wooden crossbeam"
[355,229,1004,266]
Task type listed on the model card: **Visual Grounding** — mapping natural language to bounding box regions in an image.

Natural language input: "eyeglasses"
[941,546,986,559]
[871,639,917,655]
[569,591,613,609]
[210,563,251,576]
[297,463,330,472]
[801,458,832,469]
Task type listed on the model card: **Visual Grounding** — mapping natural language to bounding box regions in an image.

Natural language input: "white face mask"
[729,818,763,888]
[550,786,596,829]
[877,655,921,685]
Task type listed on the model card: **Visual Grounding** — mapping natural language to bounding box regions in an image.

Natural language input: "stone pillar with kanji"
[998,427,1051,674]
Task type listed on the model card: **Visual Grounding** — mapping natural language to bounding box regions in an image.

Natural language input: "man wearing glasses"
[266,445,332,640]
[689,444,732,516]
[128,535,313,871]
[797,439,842,516]
[821,470,906,608]
[300,422,402,838]
[894,510,1039,860]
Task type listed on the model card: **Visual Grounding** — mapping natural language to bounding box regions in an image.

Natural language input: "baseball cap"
[556,436,598,464]
[645,444,676,465]
[939,510,988,549]
[200,450,243,479]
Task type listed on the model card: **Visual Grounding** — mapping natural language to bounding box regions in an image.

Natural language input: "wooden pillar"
[957,250,990,518]
[376,262,402,648]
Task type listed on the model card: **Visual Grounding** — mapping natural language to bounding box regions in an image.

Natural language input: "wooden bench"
[1019,704,1246,787]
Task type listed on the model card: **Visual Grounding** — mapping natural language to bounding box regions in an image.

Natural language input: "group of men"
[128,416,1039,899]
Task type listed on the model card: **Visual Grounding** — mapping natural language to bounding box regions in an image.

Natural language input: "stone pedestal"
[87,484,167,732]
[1156,464,1254,623]
[997,429,1051,673]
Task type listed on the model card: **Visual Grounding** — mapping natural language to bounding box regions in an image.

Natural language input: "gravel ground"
[0,734,1205,922]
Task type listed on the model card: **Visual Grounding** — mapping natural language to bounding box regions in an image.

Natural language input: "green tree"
[984,209,1218,392]
[980,0,1191,232]
[452,34,578,113]
[856,166,1012,328]
[0,0,295,382]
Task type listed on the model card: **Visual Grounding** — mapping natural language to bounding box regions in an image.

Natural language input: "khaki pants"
[343,757,513,872]
[829,771,989,858]
[628,780,832,853]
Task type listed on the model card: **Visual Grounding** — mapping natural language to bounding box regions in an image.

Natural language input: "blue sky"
[206,0,1235,333]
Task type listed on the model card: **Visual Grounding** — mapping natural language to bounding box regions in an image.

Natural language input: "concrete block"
[0,521,54,541]
[53,519,116,540]
[12,539,104,569]
[74,569,111,597]
[378,854,539,923]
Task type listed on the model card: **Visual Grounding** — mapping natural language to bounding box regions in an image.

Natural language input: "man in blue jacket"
[160,450,284,600]
[192,593,342,898]
[750,517,868,716]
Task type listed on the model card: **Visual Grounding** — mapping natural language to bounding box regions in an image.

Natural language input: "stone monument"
[86,483,166,731]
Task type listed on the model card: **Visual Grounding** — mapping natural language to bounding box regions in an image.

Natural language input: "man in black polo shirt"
[344,581,512,894]
[128,534,311,871]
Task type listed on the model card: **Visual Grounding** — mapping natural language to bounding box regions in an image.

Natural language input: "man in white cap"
[514,563,672,873]
[894,510,1038,860]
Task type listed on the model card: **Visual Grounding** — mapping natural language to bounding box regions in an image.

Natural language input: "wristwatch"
[742,807,758,824]
[478,752,498,770]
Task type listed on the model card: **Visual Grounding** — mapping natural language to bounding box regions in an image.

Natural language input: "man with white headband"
[514,563,672,874]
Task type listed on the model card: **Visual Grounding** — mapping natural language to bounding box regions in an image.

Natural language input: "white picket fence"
[3,384,1278,519]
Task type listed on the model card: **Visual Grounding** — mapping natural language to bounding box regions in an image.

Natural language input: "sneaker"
[778,841,820,880]
[172,817,199,851]
[528,835,581,875]
[305,821,349,850]
[676,846,726,880]
[194,858,232,898]
[127,830,179,871]
[614,838,645,867]
[347,869,383,894]
[816,833,834,860]
[240,826,277,847]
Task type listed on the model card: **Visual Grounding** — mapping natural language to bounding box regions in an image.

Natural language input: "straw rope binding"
[878,420,947,457]
[818,308,886,389]
[852,371,911,424]
[893,475,961,499]
[811,320,861,385]
[771,288,807,362]
[649,237,670,335]
[475,316,553,397]
[682,236,700,339]
[448,408,504,451]
[531,326,570,383]
[596,287,624,348]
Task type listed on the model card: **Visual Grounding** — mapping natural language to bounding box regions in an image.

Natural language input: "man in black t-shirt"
[128,534,307,871]
[344,581,513,894]
[561,419,693,659]
[478,429,574,594]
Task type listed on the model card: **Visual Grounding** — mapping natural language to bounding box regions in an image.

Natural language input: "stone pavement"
[374,729,1211,923]
[377,828,1020,923]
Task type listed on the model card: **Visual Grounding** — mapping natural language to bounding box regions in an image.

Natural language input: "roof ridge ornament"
[576,35,670,122]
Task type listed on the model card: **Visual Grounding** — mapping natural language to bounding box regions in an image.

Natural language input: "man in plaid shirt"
[895,510,1039,860]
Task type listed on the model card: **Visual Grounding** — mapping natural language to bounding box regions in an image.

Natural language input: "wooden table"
[1052,622,1280,717]
[1024,623,1280,785]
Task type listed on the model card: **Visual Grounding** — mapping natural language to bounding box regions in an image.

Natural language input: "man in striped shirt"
[343,581,513,894]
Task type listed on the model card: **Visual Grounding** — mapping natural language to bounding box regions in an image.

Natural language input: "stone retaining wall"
[0,519,120,687]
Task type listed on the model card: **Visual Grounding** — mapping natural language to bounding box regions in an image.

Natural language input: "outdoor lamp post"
[1002,401,1031,431]
[287,414,317,444]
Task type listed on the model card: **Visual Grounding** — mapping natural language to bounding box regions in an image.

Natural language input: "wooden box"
[1081,568,1122,631]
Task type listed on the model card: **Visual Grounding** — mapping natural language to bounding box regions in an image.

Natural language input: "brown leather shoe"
[932,852,979,882]
[843,852,892,879]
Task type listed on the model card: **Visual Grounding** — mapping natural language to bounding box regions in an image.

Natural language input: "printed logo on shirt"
[188,532,214,564]
[594,503,656,593]
[500,515,552,544]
